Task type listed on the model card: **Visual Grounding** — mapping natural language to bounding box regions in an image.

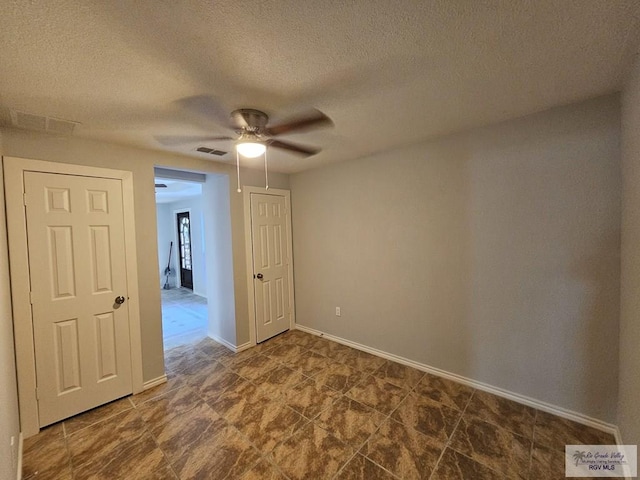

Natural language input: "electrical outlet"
[335,307,341,316]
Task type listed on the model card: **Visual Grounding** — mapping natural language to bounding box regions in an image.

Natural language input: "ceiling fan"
[155,97,333,158]
[155,96,333,191]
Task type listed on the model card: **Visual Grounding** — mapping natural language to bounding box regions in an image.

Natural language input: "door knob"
[255,273,264,280]
[115,296,126,305]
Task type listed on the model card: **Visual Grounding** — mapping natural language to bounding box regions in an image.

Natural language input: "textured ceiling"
[1,1,639,173]
[154,179,202,204]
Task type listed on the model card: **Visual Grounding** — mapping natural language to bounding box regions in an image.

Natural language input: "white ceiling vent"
[10,110,79,135]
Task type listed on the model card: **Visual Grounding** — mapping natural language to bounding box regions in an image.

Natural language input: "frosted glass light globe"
[236,142,266,158]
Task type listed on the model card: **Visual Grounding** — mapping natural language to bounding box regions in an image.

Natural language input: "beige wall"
[620,54,640,444]
[0,128,288,384]
[291,95,621,422]
[0,141,20,480]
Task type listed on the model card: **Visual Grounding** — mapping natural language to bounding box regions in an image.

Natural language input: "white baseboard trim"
[16,432,23,480]
[613,425,624,446]
[208,332,236,352]
[235,341,252,352]
[142,375,168,391]
[208,333,250,353]
[294,324,619,439]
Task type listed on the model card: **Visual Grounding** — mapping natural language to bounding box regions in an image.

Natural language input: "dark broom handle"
[166,241,173,271]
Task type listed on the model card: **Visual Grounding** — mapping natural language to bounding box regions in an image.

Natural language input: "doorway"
[155,173,209,349]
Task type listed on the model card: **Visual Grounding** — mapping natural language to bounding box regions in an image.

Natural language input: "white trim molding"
[142,375,168,391]
[206,332,252,353]
[235,341,252,353]
[613,426,624,446]
[207,333,238,352]
[3,156,144,438]
[294,324,619,439]
[16,433,23,480]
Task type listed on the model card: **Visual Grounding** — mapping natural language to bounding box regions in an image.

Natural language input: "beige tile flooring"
[22,330,614,479]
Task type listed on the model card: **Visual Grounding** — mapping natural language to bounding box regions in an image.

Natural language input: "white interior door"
[24,171,132,427]
[251,193,291,342]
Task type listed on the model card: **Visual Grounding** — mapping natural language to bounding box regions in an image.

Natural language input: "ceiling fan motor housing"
[232,108,269,133]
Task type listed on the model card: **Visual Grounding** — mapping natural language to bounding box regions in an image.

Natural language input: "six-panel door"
[24,172,132,427]
[251,193,291,343]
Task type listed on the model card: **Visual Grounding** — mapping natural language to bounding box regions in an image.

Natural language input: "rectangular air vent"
[10,110,79,135]
[196,146,227,156]
[12,111,46,130]
[47,117,78,135]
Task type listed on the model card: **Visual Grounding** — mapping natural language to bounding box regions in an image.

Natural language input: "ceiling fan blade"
[154,183,167,188]
[154,134,234,146]
[175,95,232,127]
[268,139,320,156]
[266,109,333,136]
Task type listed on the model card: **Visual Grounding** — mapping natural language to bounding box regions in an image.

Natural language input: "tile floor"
[161,288,208,350]
[22,329,614,479]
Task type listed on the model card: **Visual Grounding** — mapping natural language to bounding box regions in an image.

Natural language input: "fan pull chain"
[236,150,242,193]
[264,147,269,190]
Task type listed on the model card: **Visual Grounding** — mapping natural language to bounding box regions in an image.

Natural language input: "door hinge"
[29,291,35,304]
[35,387,39,400]
[23,193,27,206]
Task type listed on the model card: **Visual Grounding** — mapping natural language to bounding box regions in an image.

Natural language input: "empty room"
[1,1,640,479]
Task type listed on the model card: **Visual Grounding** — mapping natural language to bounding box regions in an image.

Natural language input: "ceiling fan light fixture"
[236,141,266,158]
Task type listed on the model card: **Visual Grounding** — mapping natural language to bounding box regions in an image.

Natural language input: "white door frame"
[242,186,295,346]
[3,157,144,437]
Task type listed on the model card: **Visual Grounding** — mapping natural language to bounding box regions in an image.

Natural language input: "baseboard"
[294,324,619,439]
[613,425,624,446]
[142,375,167,391]
[235,341,252,352]
[16,432,22,480]
[208,332,246,353]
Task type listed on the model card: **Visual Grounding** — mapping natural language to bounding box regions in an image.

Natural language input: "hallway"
[161,288,208,349]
